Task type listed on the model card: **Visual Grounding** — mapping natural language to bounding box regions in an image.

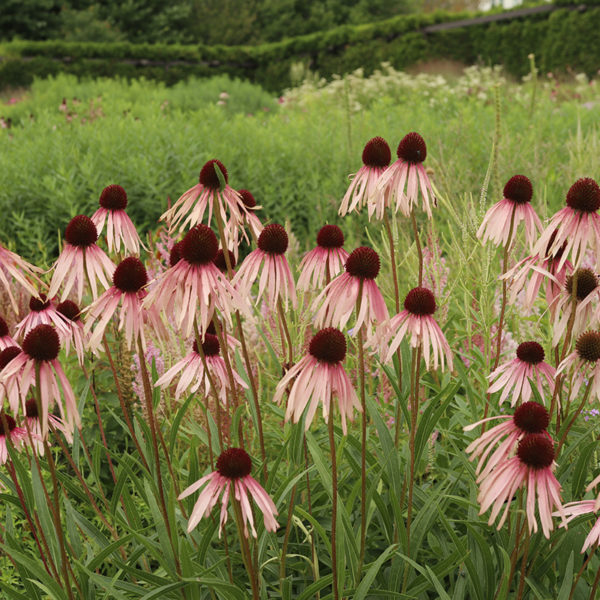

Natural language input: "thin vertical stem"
[231,496,260,599]
[277,297,294,366]
[516,528,530,600]
[410,212,423,287]
[328,401,340,600]
[279,484,297,590]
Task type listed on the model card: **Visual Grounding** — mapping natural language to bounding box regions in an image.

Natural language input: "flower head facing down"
[313,246,388,332]
[380,287,453,372]
[298,224,349,291]
[487,341,555,406]
[273,327,361,434]
[339,136,391,217]
[179,447,278,538]
[477,175,541,249]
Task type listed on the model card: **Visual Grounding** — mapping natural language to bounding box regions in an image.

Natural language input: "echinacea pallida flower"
[487,342,555,407]
[339,136,391,217]
[297,225,349,291]
[23,398,71,454]
[0,316,17,351]
[0,243,43,314]
[15,293,70,340]
[373,132,435,220]
[558,501,600,553]
[273,327,361,434]
[477,433,566,538]
[477,175,541,249]
[556,330,600,403]
[91,184,142,254]
[0,412,28,464]
[179,447,278,538]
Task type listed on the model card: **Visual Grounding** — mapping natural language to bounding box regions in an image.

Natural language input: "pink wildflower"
[56,300,86,365]
[15,294,70,340]
[0,346,22,413]
[559,501,600,553]
[179,447,278,537]
[273,327,361,434]
[223,189,264,257]
[0,316,17,350]
[0,243,43,313]
[0,413,27,464]
[23,398,71,453]
[556,331,600,402]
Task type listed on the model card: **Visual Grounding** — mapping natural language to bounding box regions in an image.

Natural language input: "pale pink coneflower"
[0,324,78,439]
[48,215,115,303]
[297,225,349,291]
[91,184,143,254]
[502,231,571,312]
[487,341,555,406]
[223,189,264,258]
[23,398,71,454]
[380,287,452,372]
[532,177,600,270]
[160,159,244,235]
[179,447,278,537]
[14,293,70,340]
[0,243,43,314]
[143,224,246,338]
[477,175,541,249]
[313,246,388,331]
[550,268,599,346]
[464,400,550,480]
[0,413,28,464]
[373,132,436,220]
[56,300,86,366]
[556,330,600,402]
[477,432,566,538]
[0,316,17,350]
[339,136,391,217]
[0,346,23,413]
[233,224,296,310]
[558,501,600,553]
[273,327,361,434]
[155,334,247,404]
[85,257,165,352]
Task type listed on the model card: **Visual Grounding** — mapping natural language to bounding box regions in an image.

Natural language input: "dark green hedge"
[1,5,599,92]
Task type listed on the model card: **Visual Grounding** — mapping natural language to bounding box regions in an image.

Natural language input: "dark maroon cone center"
[576,331,600,362]
[99,184,128,210]
[199,159,228,190]
[404,287,436,316]
[193,333,220,356]
[516,341,544,364]
[345,246,380,279]
[216,447,252,479]
[0,346,21,369]
[57,300,81,322]
[22,324,60,362]
[309,327,346,363]
[396,132,427,163]
[0,413,17,435]
[25,398,39,418]
[64,215,98,247]
[517,433,554,470]
[513,401,550,433]
[316,224,344,249]
[504,175,533,204]
[214,249,236,272]
[362,137,391,168]
[169,241,184,267]
[238,189,256,209]
[0,316,8,337]
[258,224,288,255]
[181,225,219,265]
[29,293,50,312]
[565,268,598,301]
[566,178,600,212]
[113,257,148,293]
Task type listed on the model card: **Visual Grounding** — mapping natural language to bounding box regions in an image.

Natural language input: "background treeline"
[1,3,599,93]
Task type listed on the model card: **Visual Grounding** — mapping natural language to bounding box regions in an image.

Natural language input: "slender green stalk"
[328,401,340,600]
[231,495,260,599]
[279,483,297,589]
[410,212,423,287]
[516,528,530,600]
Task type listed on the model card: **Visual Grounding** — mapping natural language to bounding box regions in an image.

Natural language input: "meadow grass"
[0,66,599,599]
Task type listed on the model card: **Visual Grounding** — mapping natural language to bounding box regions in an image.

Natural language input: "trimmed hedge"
[1,4,599,92]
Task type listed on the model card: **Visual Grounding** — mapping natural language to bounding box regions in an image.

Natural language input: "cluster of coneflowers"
[0,130,599,598]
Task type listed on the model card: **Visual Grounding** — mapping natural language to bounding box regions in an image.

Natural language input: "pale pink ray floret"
[372,132,436,220]
[558,501,600,553]
[273,327,361,435]
[155,334,247,405]
[339,136,391,218]
[23,398,71,454]
[0,346,23,414]
[380,286,452,372]
[48,215,115,303]
[233,223,296,310]
[0,243,44,314]
[223,189,264,259]
[487,341,555,406]
[91,184,143,254]
[0,413,28,465]
[179,448,278,538]
[55,300,86,366]
[14,293,71,340]
[0,316,18,351]
[297,224,349,291]
[313,246,388,332]
[556,330,600,403]
[477,175,541,249]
